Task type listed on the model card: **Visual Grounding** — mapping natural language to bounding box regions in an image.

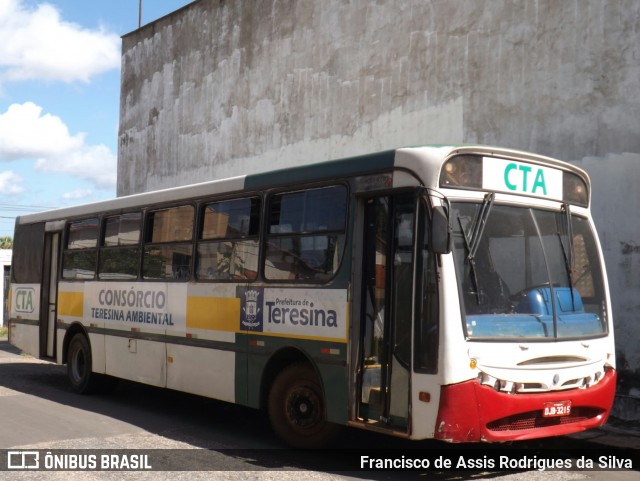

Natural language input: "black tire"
[67,333,96,394]
[268,362,339,448]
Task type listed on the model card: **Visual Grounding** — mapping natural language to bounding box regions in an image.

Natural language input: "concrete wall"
[118,0,640,379]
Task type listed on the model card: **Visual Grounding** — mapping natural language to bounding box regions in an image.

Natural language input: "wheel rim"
[285,386,322,431]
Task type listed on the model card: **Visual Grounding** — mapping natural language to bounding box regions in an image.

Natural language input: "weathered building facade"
[118,0,640,395]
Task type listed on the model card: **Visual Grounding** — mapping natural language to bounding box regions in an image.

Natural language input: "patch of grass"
[0,326,7,337]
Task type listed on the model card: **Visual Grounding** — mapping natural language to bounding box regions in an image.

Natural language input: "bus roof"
[15,144,589,226]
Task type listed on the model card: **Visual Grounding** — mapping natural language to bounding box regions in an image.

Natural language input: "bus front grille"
[486,407,604,432]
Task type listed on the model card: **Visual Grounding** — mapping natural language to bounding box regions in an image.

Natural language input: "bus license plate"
[543,400,572,417]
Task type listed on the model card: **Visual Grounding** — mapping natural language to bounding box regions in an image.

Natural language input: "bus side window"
[98,212,141,280]
[196,197,260,281]
[264,185,347,282]
[62,218,99,280]
[143,205,194,280]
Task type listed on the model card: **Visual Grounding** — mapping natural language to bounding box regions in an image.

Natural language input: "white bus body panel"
[166,344,235,402]
[9,324,39,358]
[105,336,167,387]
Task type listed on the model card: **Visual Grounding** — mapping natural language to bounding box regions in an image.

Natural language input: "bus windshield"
[452,202,607,340]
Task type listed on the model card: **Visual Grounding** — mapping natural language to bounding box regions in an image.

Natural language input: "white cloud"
[35,142,116,189]
[62,188,93,200]
[0,170,24,194]
[0,102,83,159]
[0,0,120,84]
[0,102,116,189]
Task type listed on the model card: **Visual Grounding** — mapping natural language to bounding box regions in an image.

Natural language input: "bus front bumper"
[434,368,617,442]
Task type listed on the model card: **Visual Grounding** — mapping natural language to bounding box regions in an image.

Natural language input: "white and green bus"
[9,145,616,447]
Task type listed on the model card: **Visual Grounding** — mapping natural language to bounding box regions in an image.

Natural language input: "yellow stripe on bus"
[186,296,240,332]
[251,330,348,344]
[57,291,84,317]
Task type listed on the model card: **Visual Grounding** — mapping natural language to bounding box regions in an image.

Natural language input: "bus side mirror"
[431,206,452,254]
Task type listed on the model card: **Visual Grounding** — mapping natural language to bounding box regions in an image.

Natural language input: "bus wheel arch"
[64,326,96,394]
[260,347,311,410]
[62,323,90,365]
[263,349,338,447]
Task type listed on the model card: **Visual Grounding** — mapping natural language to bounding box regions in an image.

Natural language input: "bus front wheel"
[67,333,95,394]
[267,362,338,448]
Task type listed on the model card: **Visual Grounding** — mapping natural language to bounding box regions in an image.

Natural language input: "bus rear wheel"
[67,333,96,394]
[268,362,338,448]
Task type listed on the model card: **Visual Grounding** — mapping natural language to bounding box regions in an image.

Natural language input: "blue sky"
[0,0,193,237]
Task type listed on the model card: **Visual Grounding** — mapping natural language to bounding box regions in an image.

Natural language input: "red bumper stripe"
[434,368,616,442]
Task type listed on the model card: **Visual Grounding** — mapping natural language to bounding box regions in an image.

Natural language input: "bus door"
[357,193,415,430]
[40,228,61,359]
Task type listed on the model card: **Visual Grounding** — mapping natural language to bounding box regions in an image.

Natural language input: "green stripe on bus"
[244,150,396,190]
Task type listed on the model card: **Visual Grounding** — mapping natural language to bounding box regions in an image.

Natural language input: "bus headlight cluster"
[477,372,521,394]
[580,369,603,389]
[478,367,606,393]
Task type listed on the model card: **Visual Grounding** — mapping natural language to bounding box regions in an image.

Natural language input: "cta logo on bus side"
[483,157,563,199]
[14,288,36,313]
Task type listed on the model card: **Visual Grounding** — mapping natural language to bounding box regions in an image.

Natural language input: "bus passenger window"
[62,218,99,280]
[99,212,141,280]
[143,205,194,280]
[196,197,260,281]
[264,185,347,282]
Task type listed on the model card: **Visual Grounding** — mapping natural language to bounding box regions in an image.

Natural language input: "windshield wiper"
[458,215,481,303]
[558,203,576,310]
[457,192,495,304]
[468,192,495,261]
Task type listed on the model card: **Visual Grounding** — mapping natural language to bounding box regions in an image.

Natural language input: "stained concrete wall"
[118,0,640,380]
